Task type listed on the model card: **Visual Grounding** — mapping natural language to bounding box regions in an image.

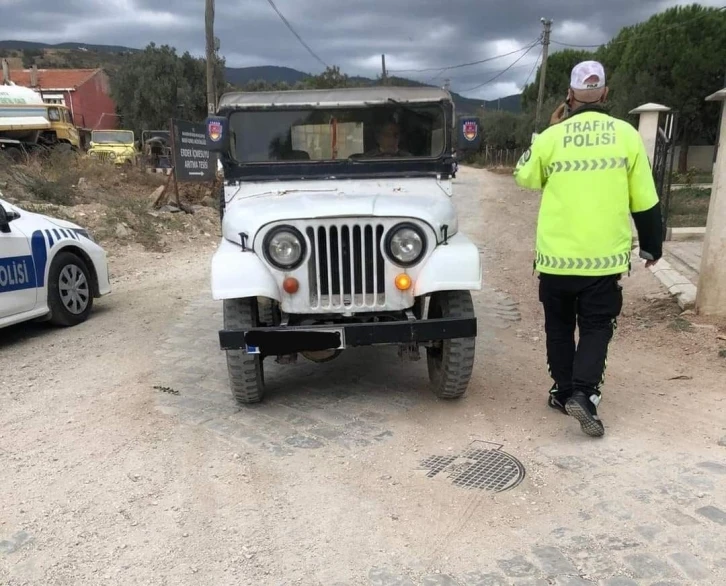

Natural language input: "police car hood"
[222,178,457,246]
[0,197,76,229]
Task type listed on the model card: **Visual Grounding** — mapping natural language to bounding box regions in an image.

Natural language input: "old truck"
[0,84,81,156]
[205,86,483,405]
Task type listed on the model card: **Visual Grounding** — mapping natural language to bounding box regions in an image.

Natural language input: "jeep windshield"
[229,104,446,163]
[92,131,134,144]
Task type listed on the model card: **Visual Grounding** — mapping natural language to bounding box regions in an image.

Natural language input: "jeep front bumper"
[219,317,477,355]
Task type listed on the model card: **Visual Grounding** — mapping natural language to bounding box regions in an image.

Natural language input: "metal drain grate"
[420,455,457,478]
[419,441,525,493]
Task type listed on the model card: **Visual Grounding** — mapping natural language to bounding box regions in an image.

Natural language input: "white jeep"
[206,86,483,404]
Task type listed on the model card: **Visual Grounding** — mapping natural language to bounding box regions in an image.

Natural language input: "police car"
[0,195,110,329]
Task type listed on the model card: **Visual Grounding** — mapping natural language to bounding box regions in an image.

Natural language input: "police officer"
[514,61,663,437]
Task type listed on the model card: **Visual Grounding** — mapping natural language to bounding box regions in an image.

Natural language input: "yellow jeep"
[88,130,140,165]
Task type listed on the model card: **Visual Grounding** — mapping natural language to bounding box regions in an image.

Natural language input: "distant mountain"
[0,40,138,54]
[0,40,521,113]
[225,65,310,86]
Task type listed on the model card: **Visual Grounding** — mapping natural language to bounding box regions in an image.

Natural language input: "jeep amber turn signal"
[283,277,299,294]
[395,274,412,291]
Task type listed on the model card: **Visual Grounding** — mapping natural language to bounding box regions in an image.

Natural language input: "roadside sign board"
[170,119,217,182]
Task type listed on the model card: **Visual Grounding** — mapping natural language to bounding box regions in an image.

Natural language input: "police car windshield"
[228,105,445,163]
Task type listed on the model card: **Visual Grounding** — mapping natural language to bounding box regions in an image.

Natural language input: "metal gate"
[652,112,678,238]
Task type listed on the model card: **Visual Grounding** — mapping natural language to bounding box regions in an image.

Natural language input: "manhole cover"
[419,441,525,493]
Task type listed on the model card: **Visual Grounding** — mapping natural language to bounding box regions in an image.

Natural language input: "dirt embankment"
[0,152,221,254]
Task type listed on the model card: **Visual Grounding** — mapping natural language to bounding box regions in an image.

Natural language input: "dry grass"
[0,151,219,252]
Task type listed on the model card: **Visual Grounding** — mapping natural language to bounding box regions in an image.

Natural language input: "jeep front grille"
[95,152,115,163]
[306,223,386,310]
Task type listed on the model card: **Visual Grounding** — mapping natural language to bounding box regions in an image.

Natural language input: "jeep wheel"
[426,291,476,399]
[48,251,94,327]
[224,298,265,404]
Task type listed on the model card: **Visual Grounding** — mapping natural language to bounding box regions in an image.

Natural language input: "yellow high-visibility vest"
[514,109,659,276]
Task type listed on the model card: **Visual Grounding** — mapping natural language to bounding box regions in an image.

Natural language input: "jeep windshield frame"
[92,130,134,145]
[216,87,455,182]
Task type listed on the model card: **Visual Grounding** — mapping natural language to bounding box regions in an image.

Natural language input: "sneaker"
[565,392,605,437]
[547,385,571,415]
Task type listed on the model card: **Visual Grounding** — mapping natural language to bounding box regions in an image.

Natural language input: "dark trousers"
[538,273,623,396]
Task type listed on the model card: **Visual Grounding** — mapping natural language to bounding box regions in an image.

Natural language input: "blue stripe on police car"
[0,255,37,293]
[31,230,48,287]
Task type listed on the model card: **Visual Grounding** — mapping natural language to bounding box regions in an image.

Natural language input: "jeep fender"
[414,232,482,296]
[211,239,281,302]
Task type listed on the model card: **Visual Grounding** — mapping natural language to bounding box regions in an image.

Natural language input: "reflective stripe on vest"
[536,251,631,271]
[545,157,629,177]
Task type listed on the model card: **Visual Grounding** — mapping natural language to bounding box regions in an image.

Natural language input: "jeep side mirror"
[205,116,228,152]
[456,116,482,153]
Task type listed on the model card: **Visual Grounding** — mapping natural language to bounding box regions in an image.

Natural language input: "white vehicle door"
[0,203,37,318]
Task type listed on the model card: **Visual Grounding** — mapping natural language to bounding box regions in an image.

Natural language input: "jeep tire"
[48,251,94,327]
[224,297,265,404]
[426,290,476,399]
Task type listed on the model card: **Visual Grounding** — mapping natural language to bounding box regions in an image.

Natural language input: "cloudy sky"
[0,0,722,100]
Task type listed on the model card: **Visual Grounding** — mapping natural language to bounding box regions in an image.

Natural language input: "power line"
[263,0,329,68]
[426,62,533,85]
[459,41,540,93]
[388,38,541,74]
[551,5,726,49]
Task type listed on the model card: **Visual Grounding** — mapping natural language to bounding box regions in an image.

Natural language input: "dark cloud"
[0,0,720,99]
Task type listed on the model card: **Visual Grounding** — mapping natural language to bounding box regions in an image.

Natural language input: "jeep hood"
[91,144,133,150]
[222,178,458,246]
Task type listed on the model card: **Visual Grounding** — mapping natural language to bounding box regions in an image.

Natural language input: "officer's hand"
[550,103,568,126]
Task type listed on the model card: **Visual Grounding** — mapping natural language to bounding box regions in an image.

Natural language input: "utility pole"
[381,54,387,85]
[534,18,553,132]
[205,0,216,116]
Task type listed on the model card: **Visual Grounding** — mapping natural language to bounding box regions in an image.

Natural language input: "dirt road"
[2,167,725,586]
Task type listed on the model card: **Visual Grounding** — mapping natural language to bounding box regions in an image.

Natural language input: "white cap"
[570,61,606,90]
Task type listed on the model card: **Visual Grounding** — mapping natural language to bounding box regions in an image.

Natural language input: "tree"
[481,111,522,149]
[21,49,43,68]
[603,4,726,171]
[304,66,355,90]
[521,49,593,112]
[110,43,226,135]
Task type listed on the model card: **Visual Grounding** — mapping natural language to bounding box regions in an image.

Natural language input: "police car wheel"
[426,291,476,400]
[224,297,265,404]
[47,252,94,327]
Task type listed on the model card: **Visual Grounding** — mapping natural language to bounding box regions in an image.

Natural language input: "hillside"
[0,41,521,113]
[225,65,310,86]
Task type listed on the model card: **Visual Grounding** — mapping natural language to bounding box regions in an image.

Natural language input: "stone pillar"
[696,88,726,317]
[629,103,671,166]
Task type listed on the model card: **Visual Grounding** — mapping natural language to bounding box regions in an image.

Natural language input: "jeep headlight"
[386,223,426,267]
[108,152,116,159]
[263,226,305,270]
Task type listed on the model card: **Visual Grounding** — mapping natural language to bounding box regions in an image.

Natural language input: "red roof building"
[8,68,118,130]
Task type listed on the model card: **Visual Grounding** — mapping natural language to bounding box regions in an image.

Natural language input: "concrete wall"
[669,146,716,172]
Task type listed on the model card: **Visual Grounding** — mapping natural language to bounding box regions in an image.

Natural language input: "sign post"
[168,118,218,212]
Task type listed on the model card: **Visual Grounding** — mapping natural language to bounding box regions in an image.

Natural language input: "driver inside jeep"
[364,121,412,158]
